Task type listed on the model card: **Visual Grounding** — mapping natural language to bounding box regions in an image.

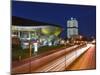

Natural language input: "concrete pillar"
[18,31,20,38]
[29,31,31,40]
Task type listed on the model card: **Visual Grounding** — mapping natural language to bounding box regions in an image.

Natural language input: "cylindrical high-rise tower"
[67,17,78,38]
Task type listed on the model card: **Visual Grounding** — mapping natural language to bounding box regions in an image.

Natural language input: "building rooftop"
[12,16,62,28]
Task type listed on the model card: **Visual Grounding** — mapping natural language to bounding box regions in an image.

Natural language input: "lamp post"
[64,41,67,70]
[29,31,32,57]
[29,40,32,57]
[29,31,32,73]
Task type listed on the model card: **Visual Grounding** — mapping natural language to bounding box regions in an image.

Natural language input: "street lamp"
[29,39,32,73]
[64,42,67,70]
[29,40,32,57]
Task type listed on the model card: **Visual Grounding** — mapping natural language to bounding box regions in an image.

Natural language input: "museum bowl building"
[12,16,62,49]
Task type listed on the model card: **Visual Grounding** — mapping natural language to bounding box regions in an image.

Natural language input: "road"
[33,44,91,72]
[66,44,96,70]
[12,44,94,74]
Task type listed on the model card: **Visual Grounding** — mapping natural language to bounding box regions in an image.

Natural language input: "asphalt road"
[12,44,93,74]
[66,44,96,70]
[33,44,91,72]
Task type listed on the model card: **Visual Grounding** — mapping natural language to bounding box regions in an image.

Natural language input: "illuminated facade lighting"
[67,17,78,38]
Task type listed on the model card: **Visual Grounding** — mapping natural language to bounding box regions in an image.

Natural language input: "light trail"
[12,45,78,73]
[33,44,91,72]
[12,44,93,73]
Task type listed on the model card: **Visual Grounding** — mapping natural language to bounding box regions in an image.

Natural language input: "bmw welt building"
[12,16,62,49]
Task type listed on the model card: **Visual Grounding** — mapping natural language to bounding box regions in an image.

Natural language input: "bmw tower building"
[67,17,78,39]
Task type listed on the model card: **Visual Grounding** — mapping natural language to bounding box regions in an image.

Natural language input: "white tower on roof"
[67,17,78,38]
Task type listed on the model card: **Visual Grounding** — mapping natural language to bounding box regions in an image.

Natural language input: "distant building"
[67,17,78,38]
[12,16,62,49]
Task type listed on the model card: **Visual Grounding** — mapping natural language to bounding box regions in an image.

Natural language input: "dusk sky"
[12,1,96,38]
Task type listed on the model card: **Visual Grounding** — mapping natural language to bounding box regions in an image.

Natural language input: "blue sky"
[12,1,96,38]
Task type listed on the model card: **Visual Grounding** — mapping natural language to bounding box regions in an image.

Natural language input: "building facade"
[67,17,78,38]
[12,16,62,49]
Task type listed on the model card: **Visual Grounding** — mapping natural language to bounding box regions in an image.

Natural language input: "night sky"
[12,1,96,38]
